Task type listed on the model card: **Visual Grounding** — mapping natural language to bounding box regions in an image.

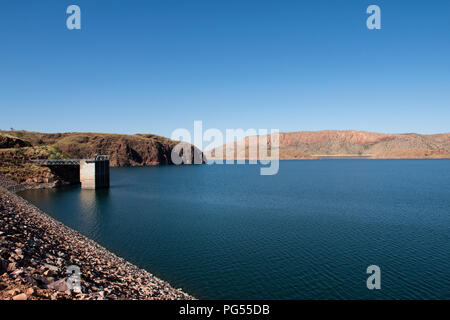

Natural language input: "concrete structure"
[79,158,110,189]
[32,155,110,189]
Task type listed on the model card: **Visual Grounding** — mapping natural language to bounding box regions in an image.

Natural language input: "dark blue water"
[19,160,450,299]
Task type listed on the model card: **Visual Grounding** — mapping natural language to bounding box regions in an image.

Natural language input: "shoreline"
[0,174,194,300]
[207,157,450,161]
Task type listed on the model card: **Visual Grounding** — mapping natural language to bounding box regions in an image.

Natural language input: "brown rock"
[7,262,17,272]
[0,135,31,149]
[43,264,59,272]
[0,259,9,274]
[47,278,69,293]
[10,268,23,278]
[6,288,20,296]
[12,293,28,300]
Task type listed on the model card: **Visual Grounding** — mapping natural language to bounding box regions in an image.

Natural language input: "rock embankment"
[0,175,193,300]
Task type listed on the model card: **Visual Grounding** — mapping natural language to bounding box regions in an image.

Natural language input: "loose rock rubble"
[0,174,193,300]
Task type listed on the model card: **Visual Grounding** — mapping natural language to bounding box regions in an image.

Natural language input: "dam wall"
[47,164,80,185]
[32,156,110,190]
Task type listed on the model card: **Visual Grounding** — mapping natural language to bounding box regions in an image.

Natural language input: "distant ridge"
[208,130,450,160]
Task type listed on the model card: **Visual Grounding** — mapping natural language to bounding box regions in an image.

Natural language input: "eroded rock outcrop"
[0,135,31,149]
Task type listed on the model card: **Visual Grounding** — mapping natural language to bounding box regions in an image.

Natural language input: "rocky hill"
[208,130,450,160]
[0,131,203,186]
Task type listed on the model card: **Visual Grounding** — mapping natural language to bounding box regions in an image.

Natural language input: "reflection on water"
[18,161,450,299]
[78,189,110,233]
[20,187,111,241]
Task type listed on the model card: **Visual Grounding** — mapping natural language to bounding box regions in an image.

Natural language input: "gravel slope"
[0,174,193,300]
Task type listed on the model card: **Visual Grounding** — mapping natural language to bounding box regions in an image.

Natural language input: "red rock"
[12,293,28,300]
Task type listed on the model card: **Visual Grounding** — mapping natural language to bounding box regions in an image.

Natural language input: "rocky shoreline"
[0,174,194,300]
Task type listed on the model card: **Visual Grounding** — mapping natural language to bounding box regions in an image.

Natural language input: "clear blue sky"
[1,0,449,137]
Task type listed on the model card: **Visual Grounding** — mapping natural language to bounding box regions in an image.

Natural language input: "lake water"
[19,160,450,299]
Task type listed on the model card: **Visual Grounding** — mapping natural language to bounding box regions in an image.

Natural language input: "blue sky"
[0,0,449,137]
